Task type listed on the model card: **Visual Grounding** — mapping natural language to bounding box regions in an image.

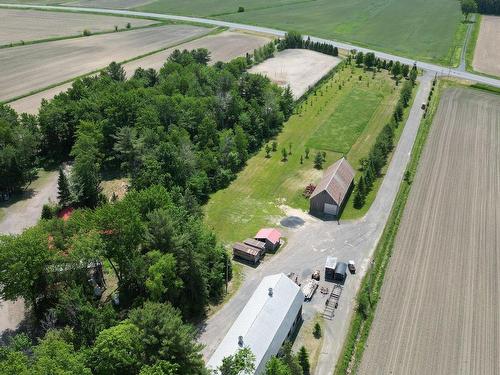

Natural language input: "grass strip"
[334,77,444,375]
[465,14,481,72]
[0,21,170,49]
[1,27,224,106]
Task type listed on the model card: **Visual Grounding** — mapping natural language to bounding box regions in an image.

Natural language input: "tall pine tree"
[57,167,71,207]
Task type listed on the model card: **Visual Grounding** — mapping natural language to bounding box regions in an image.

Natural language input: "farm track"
[359,87,500,374]
[0,24,209,102]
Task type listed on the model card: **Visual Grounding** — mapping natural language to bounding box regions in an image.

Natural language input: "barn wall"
[309,191,334,214]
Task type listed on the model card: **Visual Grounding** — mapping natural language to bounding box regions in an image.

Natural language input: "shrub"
[238,6,245,12]
[313,322,322,338]
[126,22,131,29]
[83,29,91,36]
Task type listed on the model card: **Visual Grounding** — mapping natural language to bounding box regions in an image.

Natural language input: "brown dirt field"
[0,24,209,102]
[249,49,340,99]
[8,31,271,114]
[472,15,500,77]
[359,87,500,374]
[0,8,157,45]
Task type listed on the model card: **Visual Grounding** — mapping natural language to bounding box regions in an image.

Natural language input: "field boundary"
[0,21,171,49]
[334,76,443,374]
[1,26,223,106]
[465,14,481,72]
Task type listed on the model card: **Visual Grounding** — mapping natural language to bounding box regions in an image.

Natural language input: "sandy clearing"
[8,30,272,114]
[359,87,500,374]
[0,24,209,102]
[472,15,500,77]
[0,8,157,45]
[249,49,340,99]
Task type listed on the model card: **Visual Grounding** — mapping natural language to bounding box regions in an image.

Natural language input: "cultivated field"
[249,49,340,99]
[8,30,271,114]
[472,15,500,77]
[0,24,209,102]
[138,0,462,64]
[359,87,500,374]
[0,8,157,45]
[205,65,402,243]
[64,0,155,8]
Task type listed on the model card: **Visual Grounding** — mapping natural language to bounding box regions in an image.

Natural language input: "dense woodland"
[475,0,500,14]
[0,48,295,374]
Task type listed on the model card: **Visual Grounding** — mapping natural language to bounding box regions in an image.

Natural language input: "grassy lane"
[204,64,402,244]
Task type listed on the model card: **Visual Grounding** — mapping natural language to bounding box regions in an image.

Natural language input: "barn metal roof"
[233,242,260,256]
[206,273,304,374]
[310,157,355,206]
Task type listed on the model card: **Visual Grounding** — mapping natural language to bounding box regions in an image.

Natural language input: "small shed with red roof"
[255,228,281,251]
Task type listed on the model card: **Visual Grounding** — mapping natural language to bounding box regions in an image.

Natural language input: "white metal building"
[206,273,304,374]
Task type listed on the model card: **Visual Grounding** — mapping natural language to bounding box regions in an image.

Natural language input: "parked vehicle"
[348,260,356,274]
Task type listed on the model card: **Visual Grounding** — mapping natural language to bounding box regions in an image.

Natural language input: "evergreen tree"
[355,51,364,66]
[394,101,404,122]
[300,155,303,164]
[401,64,410,78]
[313,322,321,338]
[297,346,310,375]
[314,152,324,169]
[281,148,288,161]
[265,144,271,158]
[272,141,278,152]
[410,68,418,84]
[363,52,376,69]
[57,167,71,207]
[391,61,402,78]
[305,146,310,159]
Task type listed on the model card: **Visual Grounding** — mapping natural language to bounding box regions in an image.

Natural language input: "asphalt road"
[198,72,434,374]
[1,4,500,89]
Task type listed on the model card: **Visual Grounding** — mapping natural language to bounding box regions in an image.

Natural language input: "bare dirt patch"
[8,30,271,114]
[359,87,500,374]
[249,49,341,99]
[0,24,209,102]
[472,15,500,77]
[0,8,157,45]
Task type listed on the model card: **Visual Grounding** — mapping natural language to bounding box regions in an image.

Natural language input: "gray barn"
[309,157,355,217]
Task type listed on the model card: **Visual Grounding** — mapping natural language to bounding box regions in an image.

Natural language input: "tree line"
[277,31,339,57]
[463,0,499,16]
[353,65,417,209]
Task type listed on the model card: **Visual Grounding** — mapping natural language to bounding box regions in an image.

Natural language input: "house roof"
[310,157,355,206]
[206,273,304,374]
[243,238,266,251]
[255,228,281,244]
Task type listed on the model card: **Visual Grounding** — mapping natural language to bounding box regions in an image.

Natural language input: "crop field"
[64,0,155,8]
[472,15,500,77]
[205,65,401,244]
[358,87,500,374]
[7,30,271,114]
[138,0,463,65]
[249,49,340,99]
[0,24,209,102]
[0,8,157,45]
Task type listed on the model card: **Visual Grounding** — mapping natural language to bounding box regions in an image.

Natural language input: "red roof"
[255,228,281,244]
[57,207,74,221]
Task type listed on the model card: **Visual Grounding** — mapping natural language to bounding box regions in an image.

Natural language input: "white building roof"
[207,273,304,374]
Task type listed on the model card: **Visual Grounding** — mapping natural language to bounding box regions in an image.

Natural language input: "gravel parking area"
[359,87,500,374]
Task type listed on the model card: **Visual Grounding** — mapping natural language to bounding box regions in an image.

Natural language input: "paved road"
[199,72,434,374]
[1,4,500,89]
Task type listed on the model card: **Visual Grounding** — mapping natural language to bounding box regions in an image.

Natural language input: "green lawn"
[137,0,463,65]
[204,64,402,244]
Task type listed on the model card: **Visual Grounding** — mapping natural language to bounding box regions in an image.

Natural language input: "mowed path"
[359,87,500,374]
[0,24,209,101]
[473,15,500,77]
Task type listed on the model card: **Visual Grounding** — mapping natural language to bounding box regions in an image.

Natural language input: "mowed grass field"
[138,0,463,65]
[358,87,500,374]
[204,64,402,244]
